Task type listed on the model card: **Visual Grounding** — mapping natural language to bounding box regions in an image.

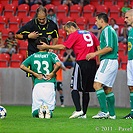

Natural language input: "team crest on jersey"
[128,42,132,51]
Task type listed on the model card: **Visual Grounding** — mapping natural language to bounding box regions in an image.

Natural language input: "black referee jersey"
[16,19,58,56]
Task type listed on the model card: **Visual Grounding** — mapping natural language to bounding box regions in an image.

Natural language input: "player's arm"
[15,23,30,40]
[38,42,66,50]
[86,47,113,60]
[52,62,61,75]
[96,46,100,65]
[51,22,59,45]
[95,47,113,56]
[15,21,39,40]
[60,62,66,71]
[52,38,58,45]
[20,64,43,79]
[15,31,39,40]
[15,34,24,40]
[45,62,61,80]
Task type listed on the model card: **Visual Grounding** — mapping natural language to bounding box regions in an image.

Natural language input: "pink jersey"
[63,30,100,61]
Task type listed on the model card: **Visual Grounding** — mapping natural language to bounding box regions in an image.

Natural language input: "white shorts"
[127,60,133,86]
[32,82,56,113]
[94,59,118,87]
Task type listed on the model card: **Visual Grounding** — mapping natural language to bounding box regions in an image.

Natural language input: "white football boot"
[92,111,109,119]
[69,110,83,119]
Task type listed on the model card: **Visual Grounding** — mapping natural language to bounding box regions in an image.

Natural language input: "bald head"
[126,9,133,14]
[125,9,133,18]
[125,9,133,27]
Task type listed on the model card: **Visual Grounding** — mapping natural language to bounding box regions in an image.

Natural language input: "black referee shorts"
[56,81,63,91]
[70,60,97,92]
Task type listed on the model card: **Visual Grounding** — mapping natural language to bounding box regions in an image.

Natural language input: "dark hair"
[8,31,14,35]
[64,21,79,29]
[48,8,54,13]
[110,18,116,24]
[35,37,49,46]
[124,1,128,5]
[34,5,47,19]
[8,31,15,39]
[96,13,108,23]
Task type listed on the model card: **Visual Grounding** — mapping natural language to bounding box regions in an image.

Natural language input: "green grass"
[0,106,133,133]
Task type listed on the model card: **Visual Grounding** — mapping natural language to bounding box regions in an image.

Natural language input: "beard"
[39,23,45,25]
[38,19,47,26]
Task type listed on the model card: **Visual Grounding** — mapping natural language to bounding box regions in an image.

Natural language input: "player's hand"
[86,53,96,60]
[33,73,43,79]
[37,42,48,50]
[45,72,55,80]
[28,31,39,39]
[37,74,43,79]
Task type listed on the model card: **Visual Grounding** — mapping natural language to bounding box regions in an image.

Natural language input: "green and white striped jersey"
[99,25,118,60]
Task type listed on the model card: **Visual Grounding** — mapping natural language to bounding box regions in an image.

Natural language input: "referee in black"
[16,5,58,77]
[15,5,58,57]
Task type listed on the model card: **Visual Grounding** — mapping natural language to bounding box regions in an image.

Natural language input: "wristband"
[23,34,28,40]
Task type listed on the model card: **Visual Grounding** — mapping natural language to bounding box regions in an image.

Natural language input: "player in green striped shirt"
[20,37,61,119]
[123,9,133,119]
[86,13,118,119]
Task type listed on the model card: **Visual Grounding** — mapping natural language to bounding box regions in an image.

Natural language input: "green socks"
[96,89,115,116]
[32,109,39,117]
[130,92,133,116]
[32,109,53,118]
[96,89,107,113]
[106,92,115,116]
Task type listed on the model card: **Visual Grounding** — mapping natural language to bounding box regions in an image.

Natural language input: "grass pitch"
[0,106,133,133]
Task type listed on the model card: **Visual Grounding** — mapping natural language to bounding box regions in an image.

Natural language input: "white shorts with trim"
[32,82,56,113]
[94,59,118,87]
[127,60,133,86]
